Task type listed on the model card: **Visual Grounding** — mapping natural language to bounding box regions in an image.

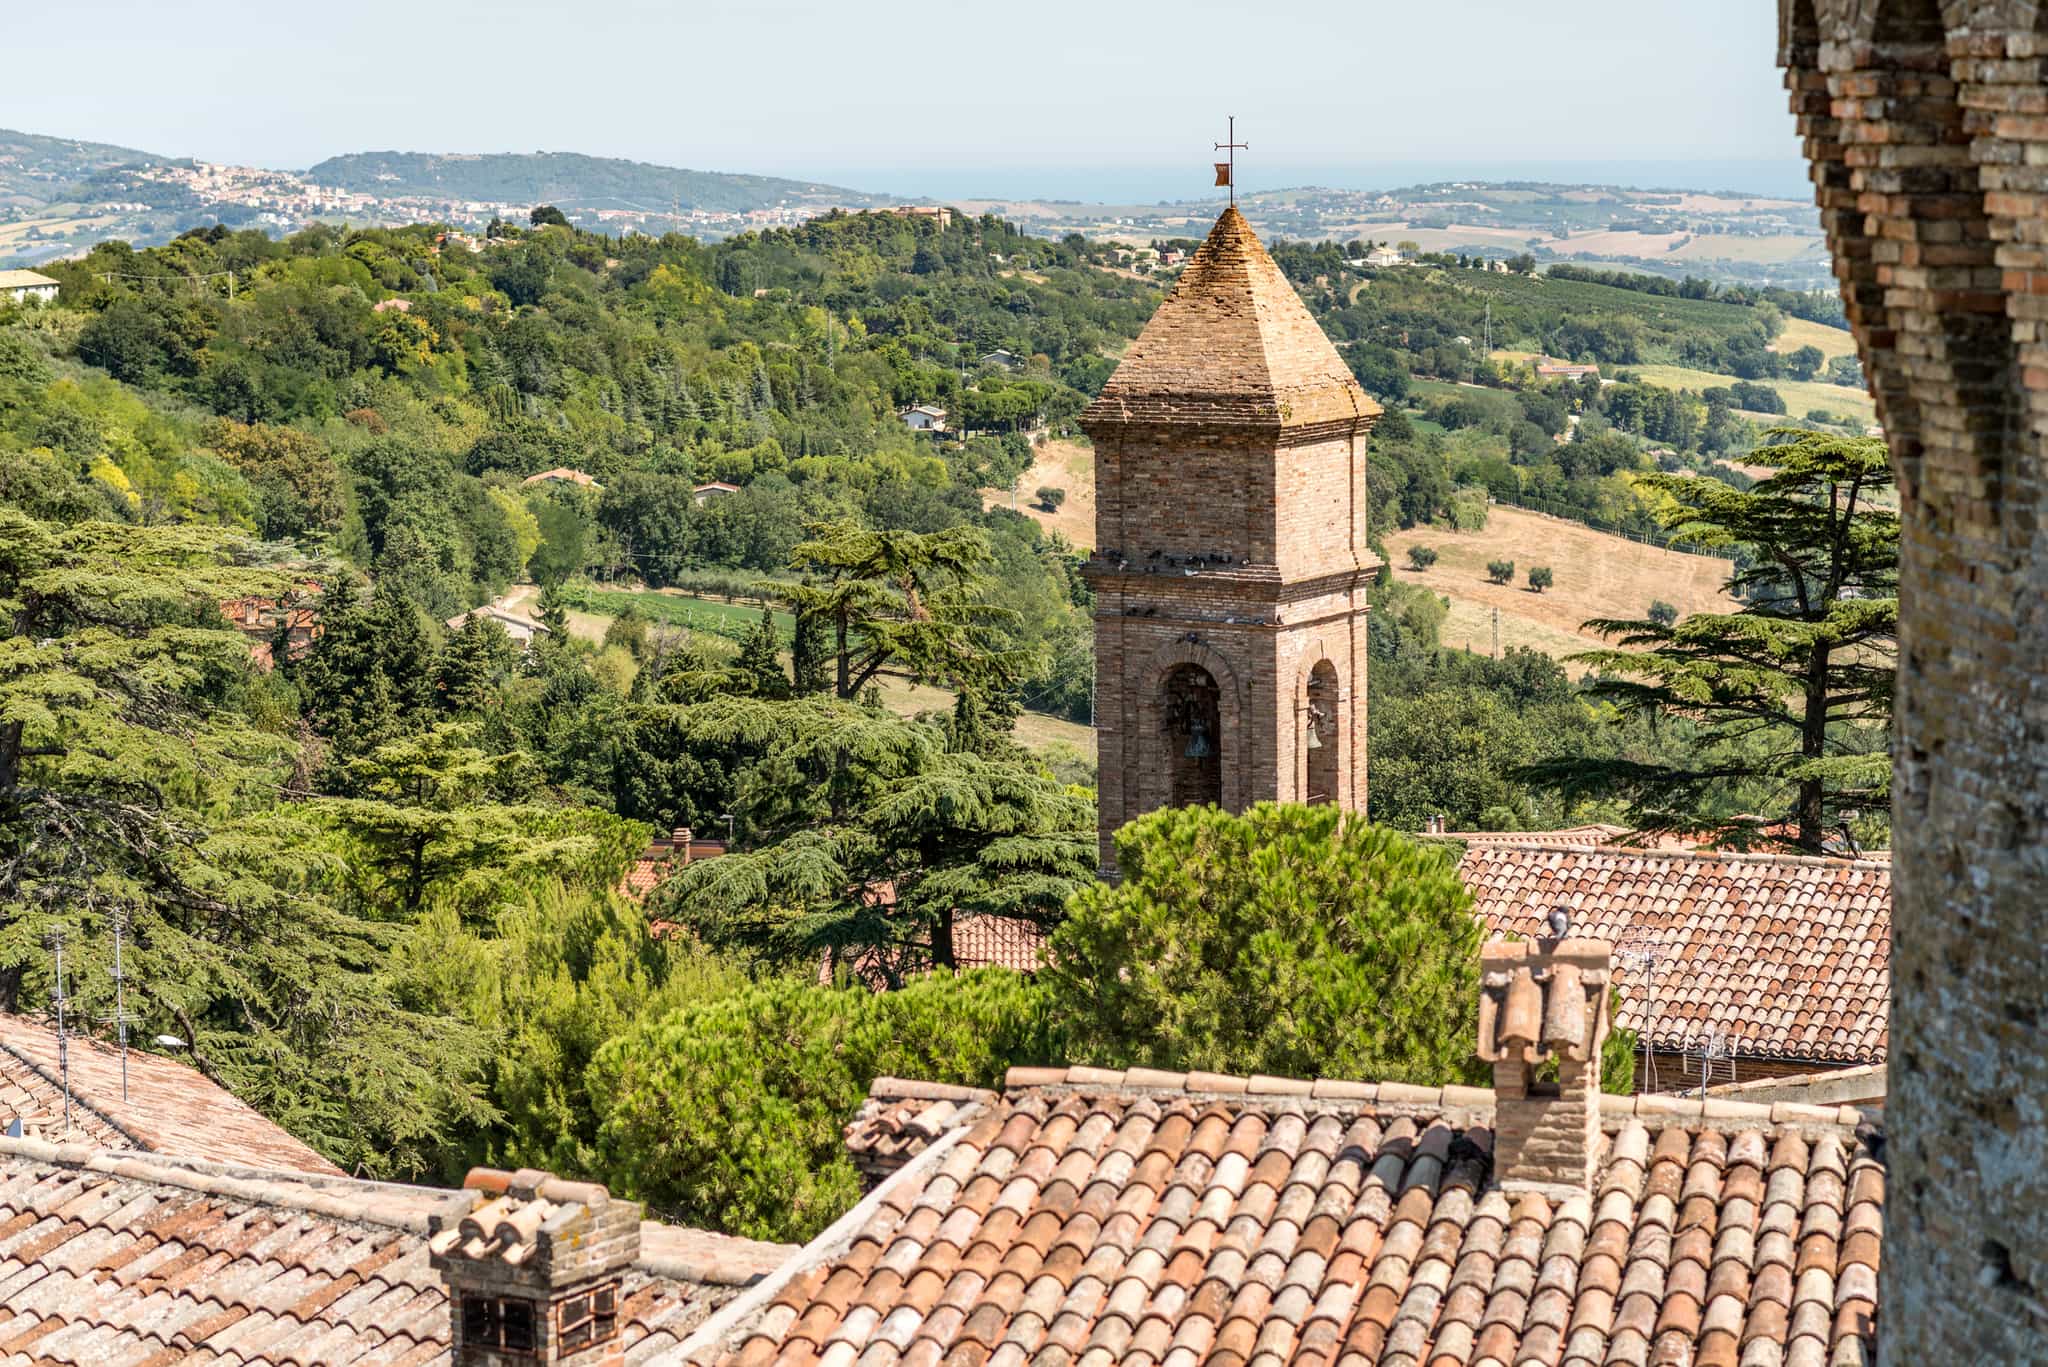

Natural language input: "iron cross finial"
[1214,116,1248,208]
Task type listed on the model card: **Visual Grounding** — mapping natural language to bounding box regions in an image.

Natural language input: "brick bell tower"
[1081,206,1381,875]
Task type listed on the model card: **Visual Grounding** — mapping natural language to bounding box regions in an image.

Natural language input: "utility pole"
[1492,605,1500,659]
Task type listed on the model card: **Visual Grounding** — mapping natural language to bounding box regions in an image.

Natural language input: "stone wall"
[1781,2,2048,1358]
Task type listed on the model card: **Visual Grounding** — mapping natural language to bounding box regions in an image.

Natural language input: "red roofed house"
[220,591,321,672]
[1460,841,1890,1092]
[619,825,728,901]
[521,466,601,490]
[0,1141,793,1363]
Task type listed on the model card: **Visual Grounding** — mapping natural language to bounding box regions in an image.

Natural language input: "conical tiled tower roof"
[1084,206,1380,430]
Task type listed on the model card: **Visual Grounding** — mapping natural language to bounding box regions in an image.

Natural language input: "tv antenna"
[1616,938,1665,1093]
[1698,1026,1732,1097]
[44,932,71,1136]
[98,909,139,1105]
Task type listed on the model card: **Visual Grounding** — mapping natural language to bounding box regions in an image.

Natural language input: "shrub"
[1034,485,1066,512]
[1041,803,1484,1086]
[1528,566,1554,592]
[1406,545,1439,571]
[1486,559,1515,584]
[591,969,1057,1240]
[1647,599,1678,626]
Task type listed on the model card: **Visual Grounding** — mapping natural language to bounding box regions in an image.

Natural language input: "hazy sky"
[9,1,1800,196]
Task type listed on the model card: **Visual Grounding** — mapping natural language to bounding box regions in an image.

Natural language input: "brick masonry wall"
[1084,420,1375,874]
[1782,3,2048,1359]
[1492,1058,1600,1193]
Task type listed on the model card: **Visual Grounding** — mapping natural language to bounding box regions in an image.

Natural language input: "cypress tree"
[736,606,789,699]
[789,604,832,696]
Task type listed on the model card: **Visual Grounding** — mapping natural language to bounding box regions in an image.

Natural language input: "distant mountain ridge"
[305,150,888,214]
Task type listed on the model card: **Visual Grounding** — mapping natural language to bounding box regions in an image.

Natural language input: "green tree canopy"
[787,520,1015,701]
[591,969,1056,1240]
[650,696,1093,978]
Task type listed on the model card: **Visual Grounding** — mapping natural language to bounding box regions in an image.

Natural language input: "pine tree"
[298,581,437,767]
[1526,430,1897,850]
[650,697,1093,976]
[1039,804,1638,1087]
[946,688,993,755]
[438,613,518,714]
[786,520,1015,700]
[537,582,570,639]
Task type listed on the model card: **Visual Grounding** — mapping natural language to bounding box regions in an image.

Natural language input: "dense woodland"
[0,206,1889,1235]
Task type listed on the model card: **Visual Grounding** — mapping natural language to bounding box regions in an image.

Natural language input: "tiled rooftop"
[0,1135,794,1365]
[1082,206,1381,431]
[620,832,727,902]
[952,916,1047,974]
[0,1014,342,1176]
[715,1068,1882,1367]
[1459,844,1891,1065]
[822,916,1053,990]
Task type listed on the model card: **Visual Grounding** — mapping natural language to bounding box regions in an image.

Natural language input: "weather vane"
[1214,116,1248,208]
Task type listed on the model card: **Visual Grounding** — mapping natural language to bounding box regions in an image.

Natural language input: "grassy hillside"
[305,150,885,213]
[1383,504,1741,673]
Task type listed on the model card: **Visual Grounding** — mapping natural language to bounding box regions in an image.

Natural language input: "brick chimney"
[429,1167,641,1366]
[671,826,692,866]
[1477,937,1612,1194]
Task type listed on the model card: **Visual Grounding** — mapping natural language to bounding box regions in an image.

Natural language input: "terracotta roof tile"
[1082,207,1380,432]
[0,1014,342,1175]
[716,1070,1882,1366]
[1459,845,1891,1064]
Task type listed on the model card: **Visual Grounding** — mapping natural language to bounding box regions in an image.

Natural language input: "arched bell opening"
[1303,660,1340,805]
[1161,664,1222,808]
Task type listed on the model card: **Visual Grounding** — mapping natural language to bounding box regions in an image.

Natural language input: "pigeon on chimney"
[1545,906,1571,940]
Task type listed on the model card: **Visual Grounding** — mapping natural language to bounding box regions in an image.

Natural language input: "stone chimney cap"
[1477,938,1612,1066]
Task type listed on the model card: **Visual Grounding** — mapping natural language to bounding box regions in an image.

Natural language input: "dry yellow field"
[1771,315,1858,360]
[1383,505,1741,668]
[984,438,1095,547]
[873,674,1097,760]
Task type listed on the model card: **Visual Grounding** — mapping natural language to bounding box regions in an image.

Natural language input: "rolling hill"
[0,128,166,214]
[305,150,886,213]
